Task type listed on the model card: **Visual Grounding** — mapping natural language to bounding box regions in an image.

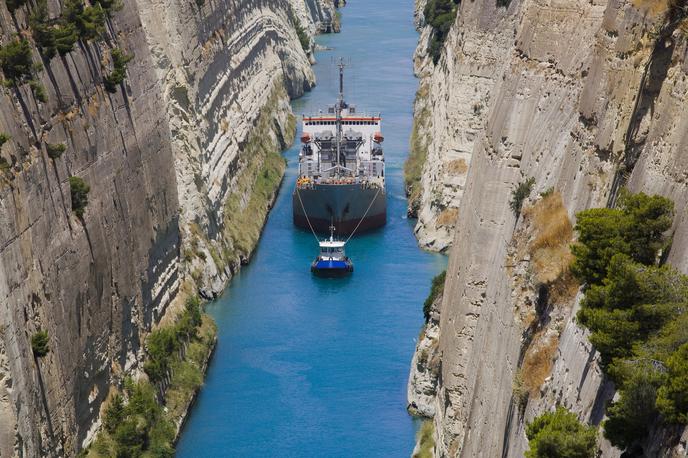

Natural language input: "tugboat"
[311,226,354,277]
[293,59,386,236]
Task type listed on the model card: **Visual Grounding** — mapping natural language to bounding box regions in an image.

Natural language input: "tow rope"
[295,184,381,243]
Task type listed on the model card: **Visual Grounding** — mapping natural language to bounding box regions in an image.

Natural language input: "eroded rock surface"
[409,0,688,455]
[0,0,337,455]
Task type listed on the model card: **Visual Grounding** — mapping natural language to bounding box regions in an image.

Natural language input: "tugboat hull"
[293,183,386,236]
[311,259,354,277]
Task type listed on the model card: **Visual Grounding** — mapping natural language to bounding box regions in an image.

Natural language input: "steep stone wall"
[408,0,688,455]
[0,0,336,455]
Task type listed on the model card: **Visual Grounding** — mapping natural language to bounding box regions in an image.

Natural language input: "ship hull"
[293,183,387,235]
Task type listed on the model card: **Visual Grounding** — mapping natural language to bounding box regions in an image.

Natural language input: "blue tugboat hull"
[311,259,354,277]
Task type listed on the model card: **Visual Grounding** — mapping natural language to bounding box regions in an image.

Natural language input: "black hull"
[293,183,386,236]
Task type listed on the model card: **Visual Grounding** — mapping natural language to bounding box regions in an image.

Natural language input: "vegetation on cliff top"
[424,0,460,64]
[525,407,597,458]
[572,191,688,451]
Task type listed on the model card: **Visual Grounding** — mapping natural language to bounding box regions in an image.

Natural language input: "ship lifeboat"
[301,133,312,143]
[373,132,384,143]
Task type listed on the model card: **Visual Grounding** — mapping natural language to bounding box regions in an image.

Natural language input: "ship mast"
[335,59,345,175]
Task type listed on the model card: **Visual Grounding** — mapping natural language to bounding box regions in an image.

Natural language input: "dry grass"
[446,158,468,175]
[525,193,576,287]
[436,208,459,227]
[632,0,670,16]
[521,331,559,396]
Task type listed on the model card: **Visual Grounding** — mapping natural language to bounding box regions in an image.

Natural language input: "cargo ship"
[293,61,386,235]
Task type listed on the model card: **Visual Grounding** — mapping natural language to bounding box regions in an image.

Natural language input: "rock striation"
[0,0,337,455]
[408,0,688,455]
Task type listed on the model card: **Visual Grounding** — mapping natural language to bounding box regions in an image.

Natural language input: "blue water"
[176,2,446,456]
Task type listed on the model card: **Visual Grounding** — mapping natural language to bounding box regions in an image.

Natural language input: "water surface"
[177,2,446,456]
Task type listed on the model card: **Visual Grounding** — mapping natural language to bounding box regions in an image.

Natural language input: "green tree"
[571,192,673,286]
[603,360,663,449]
[63,0,106,41]
[656,343,688,424]
[525,407,597,458]
[30,0,57,59]
[578,255,688,367]
[103,394,124,434]
[0,39,35,83]
[69,176,90,217]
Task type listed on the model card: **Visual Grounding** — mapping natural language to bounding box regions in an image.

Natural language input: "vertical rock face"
[408,0,688,455]
[0,0,336,455]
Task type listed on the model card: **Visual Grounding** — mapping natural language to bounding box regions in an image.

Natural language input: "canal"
[176,1,446,456]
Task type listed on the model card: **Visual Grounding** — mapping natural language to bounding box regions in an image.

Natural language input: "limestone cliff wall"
[0,1,335,455]
[408,0,688,455]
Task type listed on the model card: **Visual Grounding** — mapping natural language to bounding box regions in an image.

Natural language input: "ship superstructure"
[293,61,387,235]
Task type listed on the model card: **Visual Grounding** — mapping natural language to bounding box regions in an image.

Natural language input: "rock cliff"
[408,0,688,455]
[0,0,336,455]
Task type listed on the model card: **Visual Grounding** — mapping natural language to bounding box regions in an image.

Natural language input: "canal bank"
[176,1,446,456]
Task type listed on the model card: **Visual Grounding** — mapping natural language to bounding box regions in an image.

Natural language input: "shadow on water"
[176,1,447,457]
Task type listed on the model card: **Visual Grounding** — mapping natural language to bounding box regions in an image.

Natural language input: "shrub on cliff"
[69,176,90,218]
[30,0,58,59]
[103,48,133,93]
[46,143,66,159]
[0,38,36,84]
[54,22,79,56]
[423,270,446,322]
[0,133,9,148]
[603,359,664,448]
[577,254,688,367]
[63,0,106,41]
[656,343,688,424]
[571,191,673,286]
[525,407,597,458]
[414,421,435,458]
[31,330,50,357]
[571,192,688,450]
[510,177,535,216]
[96,380,175,457]
[144,296,203,383]
[29,79,47,103]
[424,0,460,63]
[295,20,310,52]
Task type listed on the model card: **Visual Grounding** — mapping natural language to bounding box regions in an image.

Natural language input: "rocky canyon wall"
[0,0,335,455]
[409,0,688,455]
